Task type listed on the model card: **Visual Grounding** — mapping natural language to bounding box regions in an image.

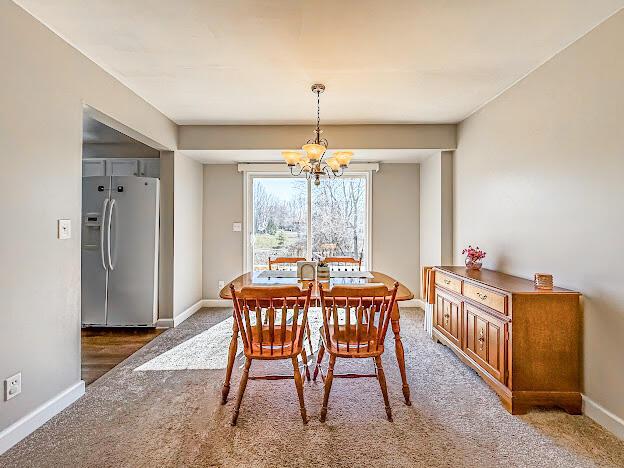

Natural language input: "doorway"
[81,110,163,385]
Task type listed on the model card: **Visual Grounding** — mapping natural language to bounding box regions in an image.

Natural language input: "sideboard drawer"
[435,272,462,295]
[464,282,507,315]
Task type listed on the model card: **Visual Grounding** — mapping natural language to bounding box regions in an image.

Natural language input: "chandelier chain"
[316,90,321,142]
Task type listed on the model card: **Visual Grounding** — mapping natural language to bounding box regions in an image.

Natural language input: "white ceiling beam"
[178,124,456,151]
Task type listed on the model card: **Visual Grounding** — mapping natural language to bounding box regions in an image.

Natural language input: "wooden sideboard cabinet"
[431,266,581,415]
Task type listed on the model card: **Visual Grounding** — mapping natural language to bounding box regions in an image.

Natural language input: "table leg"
[391,302,411,405]
[221,317,239,405]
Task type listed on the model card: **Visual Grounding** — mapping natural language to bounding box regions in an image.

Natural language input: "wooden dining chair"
[268,256,306,271]
[323,256,362,271]
[314,282,399,422]
[229,283,313,425]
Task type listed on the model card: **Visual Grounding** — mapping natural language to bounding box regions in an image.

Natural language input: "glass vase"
[465,257,483,271]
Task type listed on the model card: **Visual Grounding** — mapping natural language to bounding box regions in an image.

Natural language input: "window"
[246,173,370,271]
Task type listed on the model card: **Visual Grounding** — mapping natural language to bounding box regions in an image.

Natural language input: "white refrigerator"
[81,176,159,326]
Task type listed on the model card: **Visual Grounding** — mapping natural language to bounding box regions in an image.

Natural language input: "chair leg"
[231,358,251,426]
[300,347,311,381]
[305,321,314,355]
[313,342,325,382]
[292,357,308,424]
[320,354,336,422]
[374,356,393,422]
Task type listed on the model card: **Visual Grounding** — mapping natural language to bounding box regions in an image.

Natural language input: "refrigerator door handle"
[107,198,116,271]
[100,198,109,271]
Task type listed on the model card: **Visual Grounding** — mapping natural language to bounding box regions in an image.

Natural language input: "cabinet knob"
[444,279,451,285]
[478,329,485,349]
[476,292,488,300]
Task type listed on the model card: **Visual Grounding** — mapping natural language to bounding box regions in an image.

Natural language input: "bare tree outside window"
[252,178,307,270]
[311,177,366,265]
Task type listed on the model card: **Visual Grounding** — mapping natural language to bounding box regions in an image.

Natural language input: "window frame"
[242,168,373,272]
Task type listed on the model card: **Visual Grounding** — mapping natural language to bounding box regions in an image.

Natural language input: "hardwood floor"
[81,327,164,385]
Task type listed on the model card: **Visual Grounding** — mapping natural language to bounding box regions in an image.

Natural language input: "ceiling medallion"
[281,84,353,185]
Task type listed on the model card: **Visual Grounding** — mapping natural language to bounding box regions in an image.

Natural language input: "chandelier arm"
[323,165,336,179]
[290,165,306,177]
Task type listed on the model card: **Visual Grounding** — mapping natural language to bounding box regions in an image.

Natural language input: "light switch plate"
[58,219,71,239]
[232,222,242,232]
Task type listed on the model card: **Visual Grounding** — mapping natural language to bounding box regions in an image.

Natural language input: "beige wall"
[372,164,420,296]
[454,10,624,429]
[180,124,456,151]
[173,153,204,316]
[158,152,175,320]
[202,165,244,299]
[420,154,443,273]
[420,151,453,280]
[0,2,176,434]
[201,163,420,300]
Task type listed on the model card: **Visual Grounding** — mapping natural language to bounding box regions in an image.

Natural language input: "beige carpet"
[2,308,623,467]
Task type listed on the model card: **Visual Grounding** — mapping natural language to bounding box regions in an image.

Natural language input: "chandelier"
[281,84,353,186]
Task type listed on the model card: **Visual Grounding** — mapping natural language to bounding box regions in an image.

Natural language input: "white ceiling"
[16,1,624,125]
[180,148,438,164]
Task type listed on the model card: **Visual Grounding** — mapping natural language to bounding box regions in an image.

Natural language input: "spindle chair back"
[323,256,362,271]
[268,256,306,271]
[314,282,399,422]
[229,283,312,425]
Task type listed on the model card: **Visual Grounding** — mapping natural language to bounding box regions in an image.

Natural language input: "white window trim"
[242,167,374,273]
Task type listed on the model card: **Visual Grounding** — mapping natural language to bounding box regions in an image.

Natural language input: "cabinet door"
[82,159,106,177]
[435,289,462,348]
[139,159,160,178]
[463,303,507,383]
[106,159,138,176]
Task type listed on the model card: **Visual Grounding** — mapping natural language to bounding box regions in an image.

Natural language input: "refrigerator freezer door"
[106,177,159,326]
[81,176,111,325]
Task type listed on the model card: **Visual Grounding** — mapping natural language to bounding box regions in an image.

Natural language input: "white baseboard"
[155,318,174,329]
[0,380,85,455]
[173,299,204,327]
[156,299,212,328]
[583,395,624,440]
[203,299,232,308]
[400,298,426,309]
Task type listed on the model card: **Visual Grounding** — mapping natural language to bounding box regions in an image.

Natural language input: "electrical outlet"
[218,280,225,291]
[5,373,21,401]
[232,222,242,232]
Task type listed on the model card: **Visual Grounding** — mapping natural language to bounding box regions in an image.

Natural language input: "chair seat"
[320,325,384,357]
[245,325,303,358]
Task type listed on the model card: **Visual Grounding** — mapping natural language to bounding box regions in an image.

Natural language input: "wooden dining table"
[219,270,414,405]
